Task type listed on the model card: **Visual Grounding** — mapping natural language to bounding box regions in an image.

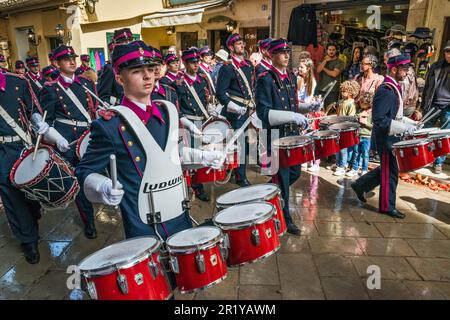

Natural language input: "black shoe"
[236,179,251,187]
[21,242,40,264]
[351,182,366,203]
[372,155,380,163]
[383,210,406,219]
[286,222,301,236]
[195,190,210,202]
[84,222,97,239]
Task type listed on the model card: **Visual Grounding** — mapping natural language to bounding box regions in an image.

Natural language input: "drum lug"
[148,260,159,280]
[86,280,98,300]
[251,228,260,247]
[399,149,405,158]
[274,218,281,233]
[287,149,290,157]
[414,147,419,156]
[429,143,435,152]
[220,234,229,261]
[279,197,285,210]
[437,140,442,149]
[169,256,179,274]
[116,273,129,295]
[195,253,206,274]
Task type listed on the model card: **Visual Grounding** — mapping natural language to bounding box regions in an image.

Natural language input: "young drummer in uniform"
[172,48,214,202]
[75,54,93,76]
[216,33,255,187]
[15,60,26,75]
[160,53,181,86]
[75,41,223,239]
[256,39,311,236]
[351,54,418,219]
[150,48,179,107]
[25,57,45,97]
[255,38,273,78]
[35,44,99,239]
[0,71,43,264]
[0,54,8,73]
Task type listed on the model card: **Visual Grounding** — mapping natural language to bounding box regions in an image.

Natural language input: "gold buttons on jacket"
[121,126,126,132]
[128,141,133,147]
[135,156,141,162]
[15,87,19,91]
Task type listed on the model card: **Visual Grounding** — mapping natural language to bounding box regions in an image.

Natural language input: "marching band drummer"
[160,53,181,86]
[172,48,214,202]
[75,41,223,240]
[150,48,179,108]
[255,39,310,236]
[34,44,99,239]
[25,57,45,97]
[351,54,418,219]
[75,54,93,76]
[0,71,43,264]
[255,38,273,78]
[216,33,255,187]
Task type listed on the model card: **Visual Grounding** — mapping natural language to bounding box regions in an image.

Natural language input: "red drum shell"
[166,227,227,293]
[328,122,360,149]
[429,134,450,158]
[191,167,227,184]
[76,129,91,160]
[312,130,340,159]
[79,237,172,300]
[273,136,315,168]
[213,203,280,267]
[392,139,435,173]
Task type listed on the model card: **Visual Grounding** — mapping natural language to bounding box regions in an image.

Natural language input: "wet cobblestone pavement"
[1,165,450,300]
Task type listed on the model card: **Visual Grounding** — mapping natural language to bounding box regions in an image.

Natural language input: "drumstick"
[441,116,450,129]
[68,139,78,147]
[82,84,110,110]
[321,80,337,102]
[418,107,436,125]
[419,109,441,127]
[33,110,47,161]
[110,154,118,190]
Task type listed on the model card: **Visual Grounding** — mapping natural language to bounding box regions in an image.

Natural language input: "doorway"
[242,27,270,55]
[209,29,230,52]
[180,32,198,50]
[15,27,35,61]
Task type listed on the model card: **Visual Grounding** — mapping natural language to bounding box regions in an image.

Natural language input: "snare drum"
[428,130,450,158]
[216,184,286,236]
[328,122,360,149]
[311,130,340,159]
[166,226,228,293]
[272,136,314,168]
[10,145,80,209]
[202,118,232,144]
[392,138,435,173]
[213,202,280,266]
[76,129,91,160]
[319,116,357,130]
[78,236,172,300]
[407,128,438,140]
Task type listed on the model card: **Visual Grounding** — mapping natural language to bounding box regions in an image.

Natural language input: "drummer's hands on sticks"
[405,123,418,135]
[56,137,71,153]
[100,179,124,206]
[292,113,309,129]
[202,150,224,169]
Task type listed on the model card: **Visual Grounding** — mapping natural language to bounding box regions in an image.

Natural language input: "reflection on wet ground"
[0,165,449,300]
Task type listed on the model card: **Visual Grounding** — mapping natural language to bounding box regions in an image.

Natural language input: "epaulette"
[259,71,269,78]
[98,109,117,121]
[198,73,208,79]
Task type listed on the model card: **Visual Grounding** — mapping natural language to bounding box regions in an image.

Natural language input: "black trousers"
[273,165,301,223]
[353,151,399,212]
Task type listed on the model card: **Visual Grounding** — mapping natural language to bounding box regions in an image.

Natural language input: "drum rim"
[76,129,91,159]
[78,236,161,276]
[412,128,439,135]
[272,135,314,148]
[178,274,228,294]
[311,130,340,140]
[166,226,223,253]
[393,138,432,148]
[429,133,450,140]
[328,122,360,132]
[216,183,280,207]
[213,202,276,229]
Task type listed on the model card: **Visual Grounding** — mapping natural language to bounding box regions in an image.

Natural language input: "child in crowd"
[346,91,374,177]
[334,80,360,176]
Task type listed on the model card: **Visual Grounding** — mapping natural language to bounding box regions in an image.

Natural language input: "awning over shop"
[142,0,229,28]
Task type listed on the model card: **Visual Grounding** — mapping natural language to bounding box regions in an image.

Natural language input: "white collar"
[130,98,150,111]
[185,72,197,81]
[232,55,244,63]
[273,66,287,75]
[168,71,178,76]
[61,74,75,84]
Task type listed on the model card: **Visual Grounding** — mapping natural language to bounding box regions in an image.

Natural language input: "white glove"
[100,179,124,206]
[405,123,417,135]
[35,121,49,135]
[202,150,224,169]
[227,101,247,116]
[402,117,418,125]
[202,134,213,144]
[56,137,71,153]
[292,113,309,129]
[309,100,323,112]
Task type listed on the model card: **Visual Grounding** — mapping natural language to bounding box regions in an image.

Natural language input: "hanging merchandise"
[90,50,96,71]
[94,51,101,72]
[287,4,318,47]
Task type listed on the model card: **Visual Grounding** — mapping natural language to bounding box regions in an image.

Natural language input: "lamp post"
[226,20,237,33]
[27,29,41,47]
[85,0,99,14]
[56,24,72,45]
[166,26,176,36]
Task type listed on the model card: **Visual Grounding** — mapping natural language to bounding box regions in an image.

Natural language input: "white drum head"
[14,148,50,185]
[429,129,450,136]
[202,120,230,144]
[166,226,221,248]
[413,128,438,135]
[79,236,159,273]
[393,138,431,147]
[329,122,359,132]
[214,202,274,227]
[78,132,91,159]
[273,135,313,148]
[216,183,279,206]
[312,130,339,139]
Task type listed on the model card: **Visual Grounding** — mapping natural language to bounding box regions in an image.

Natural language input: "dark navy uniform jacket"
[216,58,255,126]
[255,59,272,79]
[372,79,402,153]
[256,68,299,152]
[173,73,209,120]
[97,62,123,103]
[76,98,191,239]
[39,75,97,160]
[151,81,179,109]
[75,65,93,76]
[25,72,45,98]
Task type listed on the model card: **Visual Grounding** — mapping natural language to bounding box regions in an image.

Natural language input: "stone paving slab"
[351,256,422,281]
[375,223,447,239]
[320,276,370,300]
[356,238,417,257]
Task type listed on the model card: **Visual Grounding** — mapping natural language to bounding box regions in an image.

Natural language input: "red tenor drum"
[166,226,228,293]
[392,139,435,173]
[311,130,340,159]
[213,202,280,266]
[329,122,360,149]
[215,184,286,236]
[190,164,227,185]
[10,145,79,209]
[407,128,437,140]
[428,129,450,158]
[78,236,172,300]
[319,116,357,130]
[272,136,314,168]
[76,129,91,160]
[202,118,232,144]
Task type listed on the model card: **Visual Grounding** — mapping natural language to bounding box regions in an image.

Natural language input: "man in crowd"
[75,54,93,76]
[25,57,44,96]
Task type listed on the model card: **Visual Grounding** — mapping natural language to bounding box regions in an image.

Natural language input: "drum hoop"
[10,145,56,188]
[393,139,432,148]
[76,129,91,159]
[213,202,276,230]
[216,183,280,207]
[79,236,161,276]
[429,134,450,140]
[202,118,232,131]
[166,227,223,253]
[328,124,359,132]
[312,130,340,140]
[273,137,314,149]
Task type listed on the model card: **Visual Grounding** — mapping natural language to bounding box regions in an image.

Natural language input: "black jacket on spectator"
[287,4,317,47]
[421,59,449,112]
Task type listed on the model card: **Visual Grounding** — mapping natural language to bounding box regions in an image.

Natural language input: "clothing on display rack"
[287,4,318,47]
